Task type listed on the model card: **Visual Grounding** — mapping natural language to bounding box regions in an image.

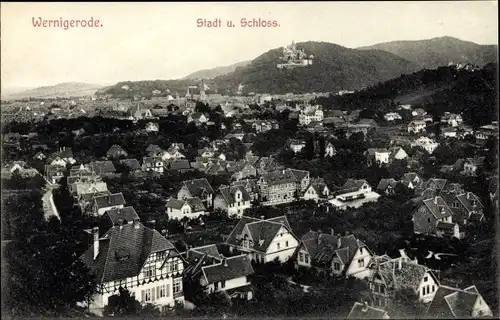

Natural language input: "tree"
[304,137,315,160]
[103,287,160,316]
[3,227,97,317]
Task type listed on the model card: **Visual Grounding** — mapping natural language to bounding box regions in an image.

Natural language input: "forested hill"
[96,41,420,98]
[357,36,498,70]
[315,63,498,128]
[212,41,420,94]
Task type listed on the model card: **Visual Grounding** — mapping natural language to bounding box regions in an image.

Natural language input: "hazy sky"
[1,1,498,88]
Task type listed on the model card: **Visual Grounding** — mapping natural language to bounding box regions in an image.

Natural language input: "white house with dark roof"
[183,245,254,300]
[225,215,299,264]
[425,285,492,318]
[213,185,252,217]
[44,165,65,184]
[365,148,391,165]
[407,120,426,133]
[177,178,215,207]
[93,192,126,216]
[80,223,185,315]
[329,179,380,210]
[142,156,164,173]
[412,196,459,238]
[376,178,398,195]
[47,147,76,167]
[165,197,207,220]
[411,137,439,154]
[401,172,423,189]
[347,302,390,319]
[368,254,440,307]
[302,181,330,202]
[295,230,373,279]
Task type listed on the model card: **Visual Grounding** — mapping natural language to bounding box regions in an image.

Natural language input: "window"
[143,265,156,279]
[157,284,166,299]
[358,259,364,268]
[334,262,341,270]
[285,241,289,247]
[172,261,179,273]
[157,251,167,261]
[360,247,364,254]
[299,253,304,262]
[221,280,226,289]
[173,279,182,294]
[304,255,309,264]
[424,276,428,282]
[432,285,435,293]
[142,288,152,302]
[422,287,425,296]
[277,243,280,250]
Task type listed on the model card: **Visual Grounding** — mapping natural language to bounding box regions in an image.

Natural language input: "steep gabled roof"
[455,192,484,213]
[181,178,215,196]
[422,197,454,220]
[90,161,116,175]
[201,254,254,284]
[219,185,251,205]
[103,206,139,225]
[80,222,178,283]
[225,216,295,253]
[94,192,126,209]
[426,285,486,318]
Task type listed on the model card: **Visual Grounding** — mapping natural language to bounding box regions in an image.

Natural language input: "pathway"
[287,277,312,293]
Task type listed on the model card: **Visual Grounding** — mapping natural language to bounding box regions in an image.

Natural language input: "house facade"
[225,216,299,264]
[166,197,208,220]
[408,120,426,133]
[142,157,164,173]
[213,185,252,218]
[368,254,440,307]
[412,196,459,238]
[177,178,215,208]
[302,182,330,202]
[329,179,380,210]
[296,231,373,279]
[80,223,185,315]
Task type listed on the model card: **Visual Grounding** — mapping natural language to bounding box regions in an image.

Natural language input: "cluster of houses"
[375,172,488,240]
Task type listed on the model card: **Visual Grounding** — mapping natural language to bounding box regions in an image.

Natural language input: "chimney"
[223,258,228,267]
[433,197,438,204]
[337,237,342,248]
[93,227,99,260]
[466,193,470,200]
[260,215,265,220]
[398,257,402,270]
[330,228,335,236]
[117,218,124,229]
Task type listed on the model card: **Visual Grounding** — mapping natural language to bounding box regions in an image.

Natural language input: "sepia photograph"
[1,1,498,318]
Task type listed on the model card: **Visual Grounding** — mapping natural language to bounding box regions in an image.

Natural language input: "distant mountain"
[3,82,103,100]
[357,36,498,69]
[182,61,251,80]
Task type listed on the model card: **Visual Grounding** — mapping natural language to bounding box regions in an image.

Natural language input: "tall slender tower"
[200,79,206,101]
